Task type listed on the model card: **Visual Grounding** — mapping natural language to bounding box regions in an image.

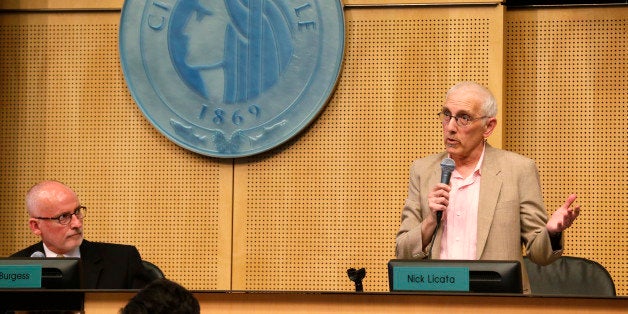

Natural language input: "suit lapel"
[475,146,502,259]
[79,240,104,289]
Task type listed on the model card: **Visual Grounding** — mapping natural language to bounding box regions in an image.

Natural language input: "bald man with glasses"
[11,180,153,289]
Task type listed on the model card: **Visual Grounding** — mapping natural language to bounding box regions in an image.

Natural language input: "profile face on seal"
[120,0,345,158]
[169,0,294,104]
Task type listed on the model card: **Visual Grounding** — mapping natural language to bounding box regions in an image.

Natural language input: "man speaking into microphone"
[395,81,581,293]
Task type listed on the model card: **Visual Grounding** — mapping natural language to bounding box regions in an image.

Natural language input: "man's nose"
[69,213,83,227]
[444,116,458,130]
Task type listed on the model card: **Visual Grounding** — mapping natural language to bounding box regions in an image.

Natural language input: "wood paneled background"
[0,1,626,295]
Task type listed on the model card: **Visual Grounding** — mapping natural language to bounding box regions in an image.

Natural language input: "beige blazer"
[395,145,563,293]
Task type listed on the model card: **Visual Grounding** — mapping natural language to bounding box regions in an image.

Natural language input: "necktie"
[56,254,64,258]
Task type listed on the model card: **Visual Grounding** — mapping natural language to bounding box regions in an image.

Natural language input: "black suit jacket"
[11,239,152,289]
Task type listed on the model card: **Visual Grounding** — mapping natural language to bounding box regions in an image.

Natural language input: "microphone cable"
[427,217,442,259]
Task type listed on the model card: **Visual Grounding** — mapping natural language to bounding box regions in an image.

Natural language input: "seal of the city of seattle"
[119,0,345,158]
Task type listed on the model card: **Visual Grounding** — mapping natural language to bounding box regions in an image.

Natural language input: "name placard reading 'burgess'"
[0,265,42,288]
[392,266,470,292]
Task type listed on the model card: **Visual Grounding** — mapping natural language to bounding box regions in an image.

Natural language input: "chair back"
[142,260,166,281]
[524,256,615,297]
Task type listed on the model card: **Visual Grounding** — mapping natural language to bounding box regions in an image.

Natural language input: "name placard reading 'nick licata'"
[392,266,470,292]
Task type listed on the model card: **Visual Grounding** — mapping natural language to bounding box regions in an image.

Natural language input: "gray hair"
[446,81,498,118]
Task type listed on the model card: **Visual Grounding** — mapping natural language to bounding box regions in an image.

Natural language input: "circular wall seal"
[119,0,345,158]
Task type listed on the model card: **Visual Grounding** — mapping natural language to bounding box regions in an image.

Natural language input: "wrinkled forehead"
[444,88,484,113]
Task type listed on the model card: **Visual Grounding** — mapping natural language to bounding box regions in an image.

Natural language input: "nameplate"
[392,266,469,291]
[0,265,42,288]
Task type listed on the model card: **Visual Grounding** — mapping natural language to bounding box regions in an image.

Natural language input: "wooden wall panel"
[232,5,504,292]
[504,6,628,296]
[0,12,233,290]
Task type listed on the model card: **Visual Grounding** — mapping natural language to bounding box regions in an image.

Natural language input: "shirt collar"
[474,143,486,175]
[42,243,81,258]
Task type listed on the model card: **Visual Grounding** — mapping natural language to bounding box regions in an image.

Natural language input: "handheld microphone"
[437,157,455,223]
[30,251,45,258]
[428,157,456,259]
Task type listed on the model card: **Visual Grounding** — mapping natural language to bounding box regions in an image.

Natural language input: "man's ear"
[483,117,497,139]
[29,218,42,236]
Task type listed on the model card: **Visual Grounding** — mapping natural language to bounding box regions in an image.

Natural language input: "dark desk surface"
[82,290,628,314]
[0,290,84,312]
[2,290,626,314]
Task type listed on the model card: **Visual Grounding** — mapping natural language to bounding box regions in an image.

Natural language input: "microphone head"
[30,251,45,258]
[437,157,456,223]
[440,157,455,172]
[440,157,456,185]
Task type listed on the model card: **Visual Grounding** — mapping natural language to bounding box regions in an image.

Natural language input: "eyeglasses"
[438,111,488,127]
[35,206,87,225]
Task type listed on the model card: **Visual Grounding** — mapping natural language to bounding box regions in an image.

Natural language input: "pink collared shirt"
[439,147,485,260]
